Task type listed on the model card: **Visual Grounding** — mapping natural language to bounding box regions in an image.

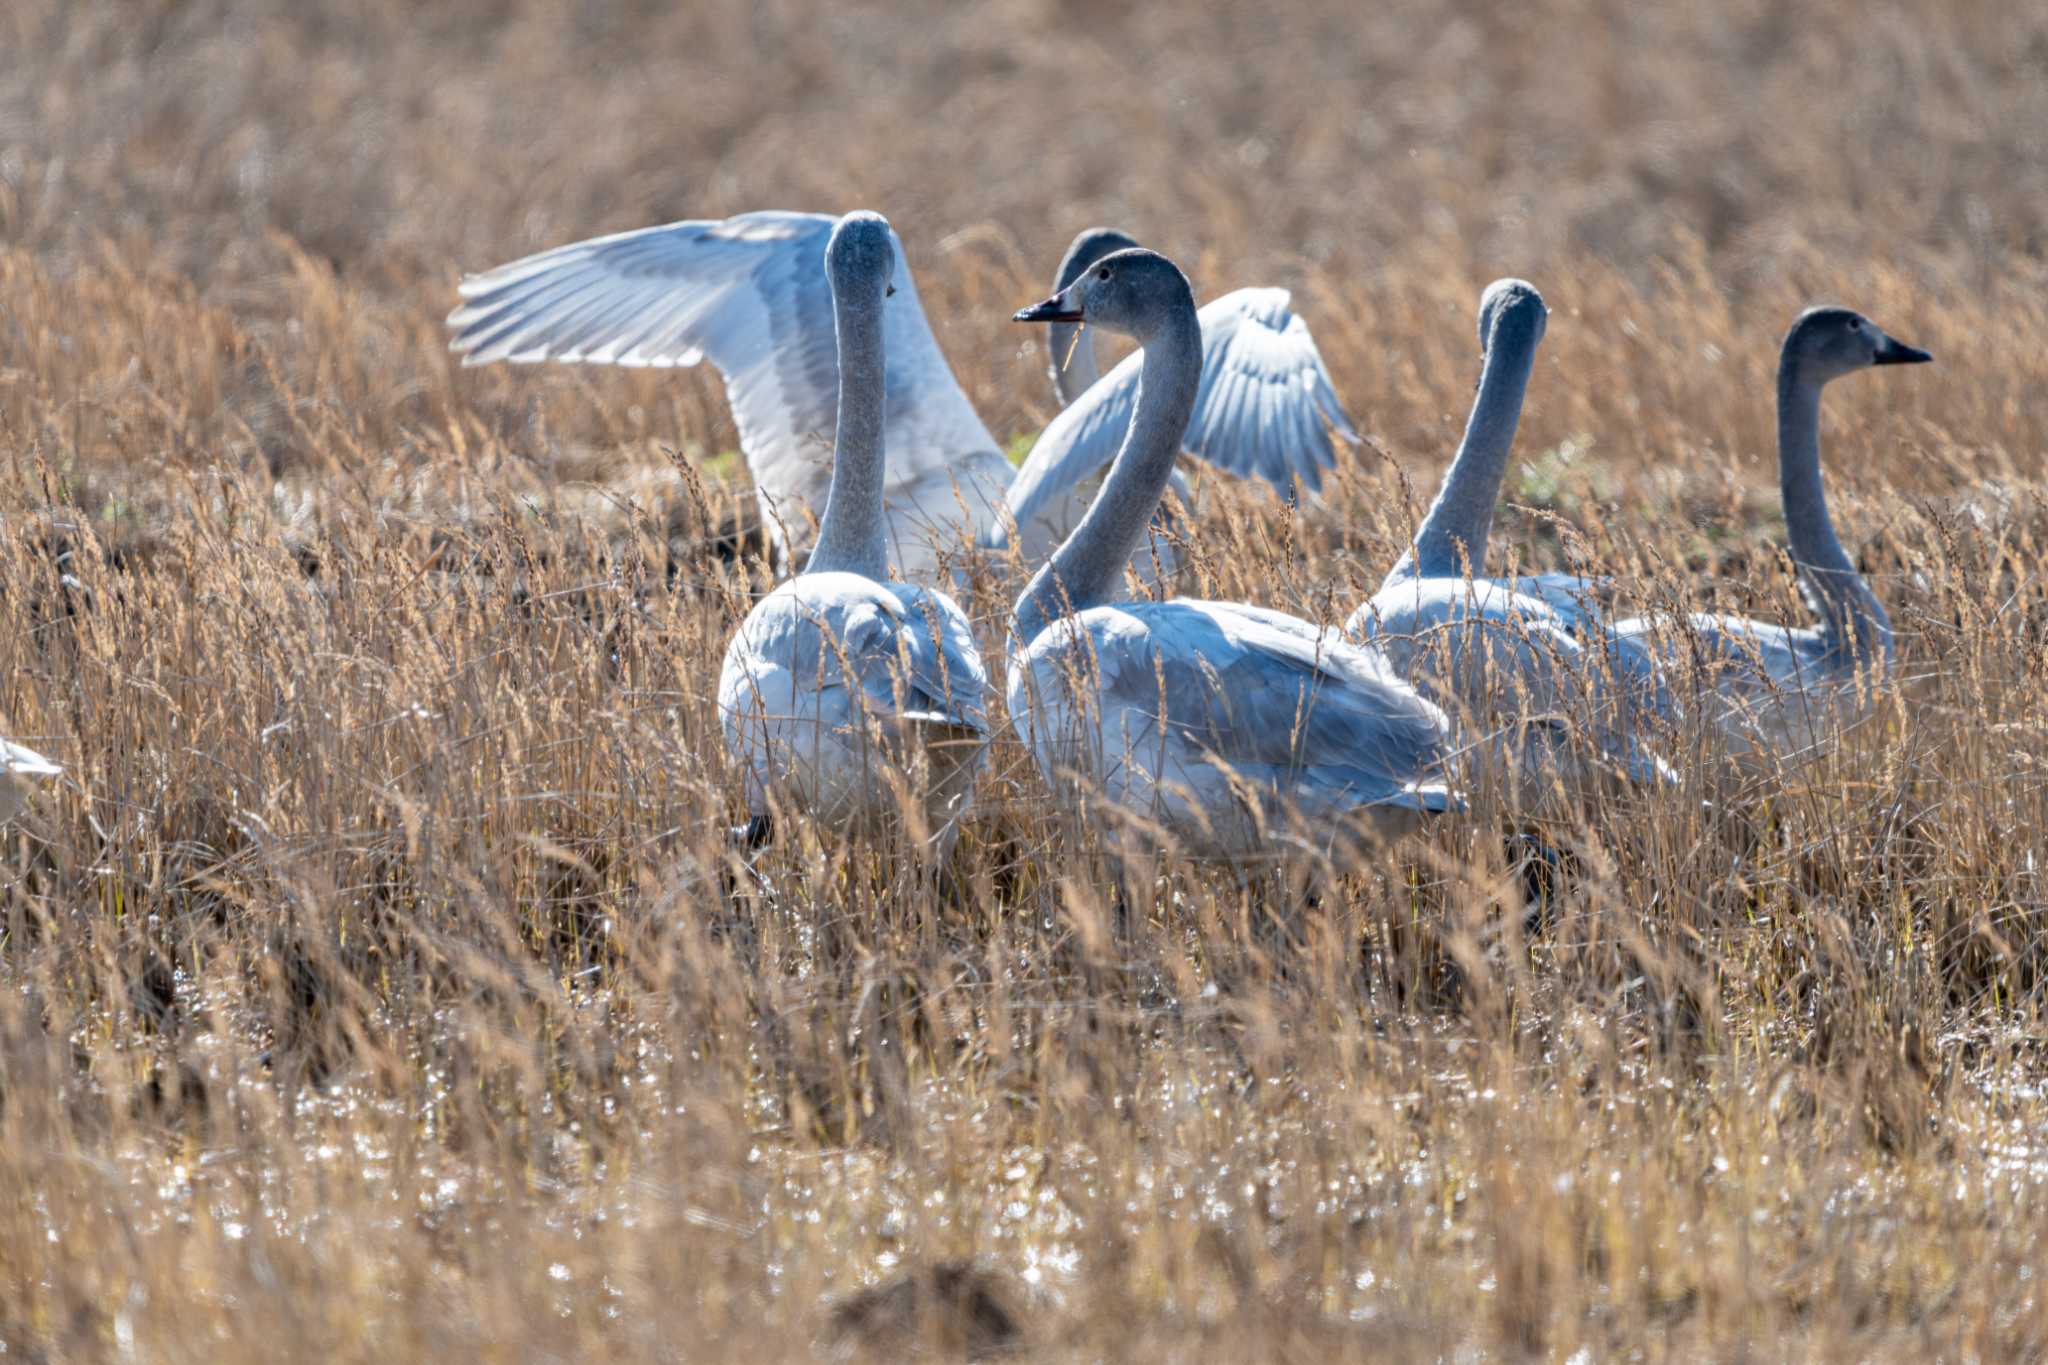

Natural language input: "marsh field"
[3,1,2048,1358]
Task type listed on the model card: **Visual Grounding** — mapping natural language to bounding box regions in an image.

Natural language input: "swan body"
[0,740,60,827]
[1607,613,1872,768]
[1607,306,1929,770]
[447,213,1355,584]
[718,571,988,832]
[1346,280,1675,805]
[1009,249,1456,862]
[1008,600,1456,858]
[714,214,989,844]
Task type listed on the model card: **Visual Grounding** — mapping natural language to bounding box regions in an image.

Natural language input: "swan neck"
[805,281,889,580]
[1392,318,1538,584]
[1014,309,1202,641]
[1777,364,1891,660]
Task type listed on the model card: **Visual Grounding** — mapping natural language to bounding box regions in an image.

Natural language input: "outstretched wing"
[0,740,60,779]
[996,289,1358,548]
[447,211,1002,522]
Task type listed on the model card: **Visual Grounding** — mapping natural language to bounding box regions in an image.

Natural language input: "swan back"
[1007,600,1456,858]
[719,574,989,823]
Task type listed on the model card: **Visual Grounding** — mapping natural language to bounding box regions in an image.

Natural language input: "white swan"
[1606,306,1929,770]
[0,740,60,827]
[1007,249,1457,862]
[715,213,989,850]
[446,213,1356,584]
[989,226,1358,575]
[1345,280,1675,806]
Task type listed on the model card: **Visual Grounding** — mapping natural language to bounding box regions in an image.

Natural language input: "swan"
[985,226,1359,576]
[0,740,60,827]
[446,213,1356,585]
[1345,279,1675,806]
[1605,306,1929,770]
[715,213,990,851]
[1007,248,1457,862]
[1044,228,1140,406]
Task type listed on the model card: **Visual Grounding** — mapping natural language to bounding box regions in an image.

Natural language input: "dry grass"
[3,1,2047,1358]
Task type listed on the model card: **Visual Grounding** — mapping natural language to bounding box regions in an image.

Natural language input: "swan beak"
[1014,288,1081,324]
[1873,336,1932,366]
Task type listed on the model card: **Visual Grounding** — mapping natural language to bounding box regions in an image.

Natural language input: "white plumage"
[718,572,988,836]
[0,740,60,828]
[1352,577,1674,804]
[1602,612,1877,771]
[1008,600,1458,859]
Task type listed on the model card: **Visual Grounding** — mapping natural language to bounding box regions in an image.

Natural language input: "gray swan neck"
[1776,363,1892,663]
[1047,229,1137,405]
[804,273,889,581]
[1391,311,1541,584]
[1014,308,1203,642]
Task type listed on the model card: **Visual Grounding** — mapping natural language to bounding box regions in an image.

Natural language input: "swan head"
[1784,306,1931,384]
[1054,226,1142,292]
[1044,228,1143,402]
[1013,248,1194,343]
[1477,277,1547,354]
[826,211,898,305]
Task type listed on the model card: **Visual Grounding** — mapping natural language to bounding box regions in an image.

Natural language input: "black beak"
[1014,294,1082,324]
[1873,336,1932,366]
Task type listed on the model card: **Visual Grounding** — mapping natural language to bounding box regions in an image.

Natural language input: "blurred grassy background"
[3,2,2047,1359]
[6,0,2044,479]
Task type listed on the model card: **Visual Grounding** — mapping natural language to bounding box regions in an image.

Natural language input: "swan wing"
[1035,601,1448,801]
[1608,612,1818,694]
[875,583,992,732]
[720,575,987,730]
[448,211,1003,526]
[1501,572,1616,628]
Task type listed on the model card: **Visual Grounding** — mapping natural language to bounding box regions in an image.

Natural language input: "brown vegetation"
[2,0,2046,1358]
